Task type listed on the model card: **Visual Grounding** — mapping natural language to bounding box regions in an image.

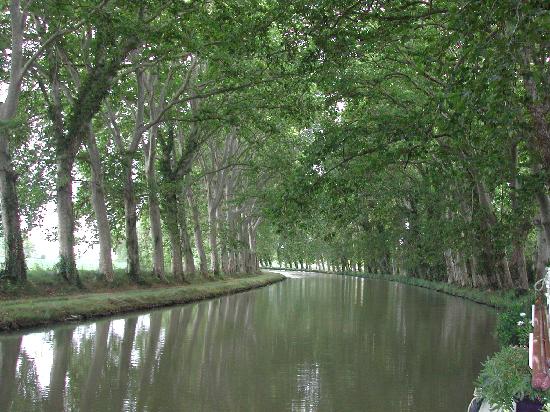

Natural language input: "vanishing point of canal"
[0,272,497,411]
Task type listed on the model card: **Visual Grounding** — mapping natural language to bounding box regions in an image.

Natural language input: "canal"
[0,272,497,411]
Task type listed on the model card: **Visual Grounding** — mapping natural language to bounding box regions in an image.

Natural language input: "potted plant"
[477,346,547,411]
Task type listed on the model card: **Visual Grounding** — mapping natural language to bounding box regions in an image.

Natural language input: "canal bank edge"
[265,267,532,311]
[338,272,534,311]
[0,273,286,332]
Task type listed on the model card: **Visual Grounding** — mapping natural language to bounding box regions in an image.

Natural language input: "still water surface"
[0,272,497,411]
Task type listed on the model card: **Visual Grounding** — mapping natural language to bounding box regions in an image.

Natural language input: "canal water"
[0,272,497,411]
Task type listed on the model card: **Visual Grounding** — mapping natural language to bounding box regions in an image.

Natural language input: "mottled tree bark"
[144,125,165,281]
[508,143,530,289]
[0,0,28,282]
[535,222,550,282]
[163,181,184,281]
[56,155,78,284]
[180,200,196,277]
[474,178,513,288]
[123,158,141,281]
[87,128,114,282]
[187,185,208,277]
[208,202,220,275]
[0,134,26,281]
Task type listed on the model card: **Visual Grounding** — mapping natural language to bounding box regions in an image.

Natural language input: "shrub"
[496,305,531,347]
[477,346,547,410]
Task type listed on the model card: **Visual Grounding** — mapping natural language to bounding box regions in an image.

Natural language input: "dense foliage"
[478,346,547,409]
[496,306,531,347]
[256,1,550,292]
[0,1,548,292]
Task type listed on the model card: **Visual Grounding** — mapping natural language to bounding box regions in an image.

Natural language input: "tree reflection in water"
[0,274,497,411]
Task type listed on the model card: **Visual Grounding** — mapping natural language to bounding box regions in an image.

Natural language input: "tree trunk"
[164,192,184,281]
[512,244,530,290]
[474,178,511,288]
[508,143,529,289]
[169,229,184,281]
[247,222,257,273]
[180,200,196,277]
[501,255,514,289]
[144,135,165,281]
[0,134,26,282]
[208,204,220,276]
[123,159,140,281]
[534,183,550,245]
[0,0,27,282]
[235,216,244,273]
[56,154,79,285]
[87,128,114,282]
[187,185,208,277]
[226,202,237,275]
[535,222,550,282]
[220,216,229,275]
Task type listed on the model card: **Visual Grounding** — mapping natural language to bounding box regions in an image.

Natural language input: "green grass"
[338,272,534,310]
[0,268,226,300]
[0,272,286,332]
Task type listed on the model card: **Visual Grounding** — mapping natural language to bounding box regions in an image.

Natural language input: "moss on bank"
[0,273,285,332]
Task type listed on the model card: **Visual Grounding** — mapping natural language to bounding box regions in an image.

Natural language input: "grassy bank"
[0,272,285,332]
[338,272,533,310]
[0,268,206,300]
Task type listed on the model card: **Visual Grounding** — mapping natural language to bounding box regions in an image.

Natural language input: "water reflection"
[0,274,497,411]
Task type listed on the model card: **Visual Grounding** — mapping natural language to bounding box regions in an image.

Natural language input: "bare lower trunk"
[123,162,140,281]
[244,221,253,273]
[220,216,229,274]
[148,197,165,280]
[87,129,114,282]
[474,178,510,288]
[248,223,258,273]
[535,222,550,282]
[0,135,26,281]
[56,155,79,285]
[508,143,530,290]
[235,216,244,273]
[501,255,514,289]
[186,185,207,276]
[208,205,220,276]
[159,179,183,281]
[535,186,550,245]
[168,220,184,282]
[144,140,165,280]
[180,201,196,277]
[511,240,529,290]
[226,203,237,275]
